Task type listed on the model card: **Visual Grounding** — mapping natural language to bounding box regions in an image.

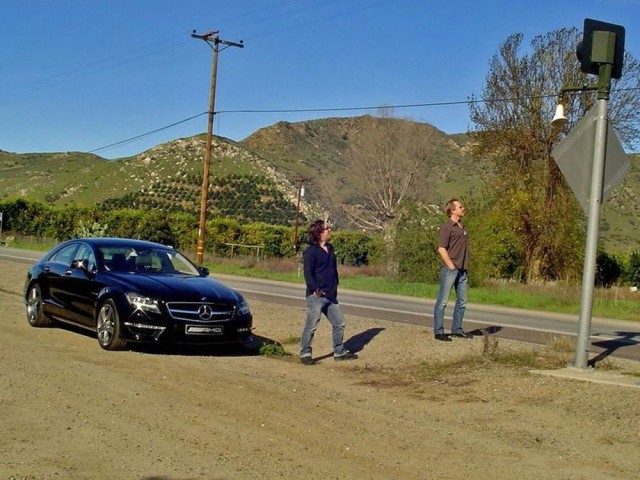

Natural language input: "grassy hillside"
[0,151,114,204]
[1,116,638,252]
[1,136,267,206]
[239,115,486,210]
[0,136,315,226]
[601,153,640,253]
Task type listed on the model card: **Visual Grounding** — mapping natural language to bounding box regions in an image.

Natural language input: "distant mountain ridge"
[1,115,637,252]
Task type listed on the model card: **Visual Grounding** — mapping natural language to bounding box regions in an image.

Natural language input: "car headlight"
[238,298,251,316]
[125,292,161,314]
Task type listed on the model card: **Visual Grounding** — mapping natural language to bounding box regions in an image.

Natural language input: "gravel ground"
[1,258,639,480]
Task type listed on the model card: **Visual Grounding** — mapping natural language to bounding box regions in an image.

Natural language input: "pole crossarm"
[190,30,219,40]
[560,84,598,94]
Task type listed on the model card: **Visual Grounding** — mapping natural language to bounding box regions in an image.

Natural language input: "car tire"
[239,336,260,355]
[96,299,127,351]
[26,284,53,327]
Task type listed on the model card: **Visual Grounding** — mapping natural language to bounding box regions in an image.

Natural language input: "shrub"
[595,249,623,287]
[394,222,440,283]
[259,342,287,357]
[331,231,381,266]
[624,251,640,287]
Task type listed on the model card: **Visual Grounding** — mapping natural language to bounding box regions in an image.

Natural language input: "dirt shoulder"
[1,259,639,480]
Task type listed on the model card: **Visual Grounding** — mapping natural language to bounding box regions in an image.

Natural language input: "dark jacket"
[303,243,339,303]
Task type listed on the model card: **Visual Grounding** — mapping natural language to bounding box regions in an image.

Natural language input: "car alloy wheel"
[96,299,127,351]
[26,284,52,327]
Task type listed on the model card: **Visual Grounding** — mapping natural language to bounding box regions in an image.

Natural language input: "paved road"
[3,245,639,363]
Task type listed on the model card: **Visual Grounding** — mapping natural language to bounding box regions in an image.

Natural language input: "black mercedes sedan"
[24,238,253,351]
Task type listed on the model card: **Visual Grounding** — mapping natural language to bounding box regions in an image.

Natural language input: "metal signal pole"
[191,30,244,265]
[571,20,624,369]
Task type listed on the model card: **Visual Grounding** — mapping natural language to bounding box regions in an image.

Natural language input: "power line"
[88,112,207,154]
[87,98,471,154]
[87,86,640,155]
[216,99,472,115]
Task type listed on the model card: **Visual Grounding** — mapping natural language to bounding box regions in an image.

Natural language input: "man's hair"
[307,219,326,245]
[445,198,462,218]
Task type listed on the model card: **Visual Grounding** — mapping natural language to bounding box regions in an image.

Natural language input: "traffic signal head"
[576,18,625,79]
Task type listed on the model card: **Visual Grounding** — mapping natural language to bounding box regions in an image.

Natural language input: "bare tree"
[469,28,640,282]
[324,110,436,272]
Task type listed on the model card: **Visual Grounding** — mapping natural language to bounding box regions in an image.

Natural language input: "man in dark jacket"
[299,220,358,365]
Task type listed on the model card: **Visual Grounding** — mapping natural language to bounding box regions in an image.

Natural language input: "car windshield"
[99,246,200,275]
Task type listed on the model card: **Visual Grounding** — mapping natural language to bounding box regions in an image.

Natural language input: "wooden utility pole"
[191,30,244,265]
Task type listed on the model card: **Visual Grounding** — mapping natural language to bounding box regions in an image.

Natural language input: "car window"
[168,251,201,275]
[101,248,135,272]
[75,244,97,271]
[130,249,174,273]
[98,246,200,275]
[49,244,78,266]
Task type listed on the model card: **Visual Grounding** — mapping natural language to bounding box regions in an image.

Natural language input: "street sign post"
[552,18,627,369]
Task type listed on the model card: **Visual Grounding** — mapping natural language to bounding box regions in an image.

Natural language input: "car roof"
[61,238,174,250]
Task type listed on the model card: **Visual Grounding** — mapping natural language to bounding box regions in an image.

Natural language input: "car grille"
[166,302,236,322]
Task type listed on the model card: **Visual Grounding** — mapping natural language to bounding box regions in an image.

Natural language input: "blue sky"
[2,0,639,159]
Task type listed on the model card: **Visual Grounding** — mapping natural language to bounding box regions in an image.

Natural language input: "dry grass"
[343,335,592,393]
[281,335,301,345]
[546,335,575,353]
[484,278,639,302]
[337,263,388,278]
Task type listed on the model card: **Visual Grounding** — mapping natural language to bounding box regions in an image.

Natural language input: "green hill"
[1,115,638,252]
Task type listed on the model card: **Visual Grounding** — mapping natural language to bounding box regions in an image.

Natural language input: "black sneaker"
[451,332,473,339]
[300,356,315,365]
[334,352,358,361]
[434,333,452,342]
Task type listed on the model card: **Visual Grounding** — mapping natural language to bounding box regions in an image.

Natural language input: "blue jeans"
[433,267,468,335]
[300,295,347,358]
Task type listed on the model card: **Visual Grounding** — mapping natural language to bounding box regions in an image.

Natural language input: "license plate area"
[185,325,223,335]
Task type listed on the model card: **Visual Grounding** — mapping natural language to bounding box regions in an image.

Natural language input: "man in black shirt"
[299,220,358,365]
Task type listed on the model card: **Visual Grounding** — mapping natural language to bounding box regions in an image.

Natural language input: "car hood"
[110,273,243,303]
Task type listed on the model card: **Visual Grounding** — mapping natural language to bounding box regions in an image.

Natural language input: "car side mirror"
[198,266,209,277]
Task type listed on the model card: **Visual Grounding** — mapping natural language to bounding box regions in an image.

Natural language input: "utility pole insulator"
[191,30,219,40]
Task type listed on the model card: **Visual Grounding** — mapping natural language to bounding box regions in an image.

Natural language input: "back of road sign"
[552,105,630,215]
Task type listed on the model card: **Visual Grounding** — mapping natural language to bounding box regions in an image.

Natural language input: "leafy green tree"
[74,220,109,238]
[205,218,242,255]
[0,199,30,232]
[394,201,441,283]
[466,205,522,284]
[104,210,145,239]
[469,28,640,282]
[137,211,177,246]
[624,251,640,287]
[241,222,286,258]
[595,250,623,287]
[330,231,384,267]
